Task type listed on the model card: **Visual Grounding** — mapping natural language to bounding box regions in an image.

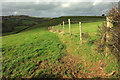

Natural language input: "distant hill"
[2,15,51,35]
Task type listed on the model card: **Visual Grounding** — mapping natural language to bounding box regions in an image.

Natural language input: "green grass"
[2,16,118,78]
[2,27,66,78]
[54,21,118,77]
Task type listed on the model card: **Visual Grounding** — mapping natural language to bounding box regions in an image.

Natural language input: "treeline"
[2,15,51,33]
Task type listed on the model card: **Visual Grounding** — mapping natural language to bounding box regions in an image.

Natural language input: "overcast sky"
[1,0,119,17]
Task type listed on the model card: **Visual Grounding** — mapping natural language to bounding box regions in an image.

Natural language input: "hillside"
[2,16,118,78]
[2,15,51,36]
[2,27,66,78]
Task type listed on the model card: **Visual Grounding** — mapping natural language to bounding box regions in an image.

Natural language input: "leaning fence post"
[79,22,82,41]
[105,17,113,56]
[63,21,65,33]
[68,19,71,35]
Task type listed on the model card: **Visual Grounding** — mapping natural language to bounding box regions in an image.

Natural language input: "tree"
[102,14,105,16]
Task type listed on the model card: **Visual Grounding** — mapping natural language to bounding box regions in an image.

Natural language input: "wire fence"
[47,17,120,54]
[48,19,105,42]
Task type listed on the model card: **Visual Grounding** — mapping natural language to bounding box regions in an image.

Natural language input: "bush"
[95,6,120,60]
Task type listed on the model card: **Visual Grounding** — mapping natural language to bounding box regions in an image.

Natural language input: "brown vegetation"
[95,5,120,59]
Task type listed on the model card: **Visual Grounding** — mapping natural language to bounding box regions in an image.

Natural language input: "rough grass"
[2,27,66,78]
[2,18,118,78]
[54,21,118,78]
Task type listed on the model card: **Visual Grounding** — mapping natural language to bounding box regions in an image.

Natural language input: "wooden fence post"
[105,17,113,56]
[107,17,113,28]
[68,19,71,35]
[79,22,82,41]
[63,21,65,33]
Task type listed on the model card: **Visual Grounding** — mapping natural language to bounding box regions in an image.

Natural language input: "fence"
[48,19,83,41]
[47,17,120,56]
[47,18,106,42]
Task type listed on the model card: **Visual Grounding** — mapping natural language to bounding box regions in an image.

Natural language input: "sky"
[1,0,119,17]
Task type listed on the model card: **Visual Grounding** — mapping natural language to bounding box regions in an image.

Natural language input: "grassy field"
[53,21,118,78]
[2,27,66,78]
[2,17,119,78]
